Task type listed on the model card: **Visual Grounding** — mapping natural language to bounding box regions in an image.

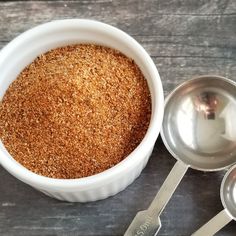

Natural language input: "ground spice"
[0,44,151,179]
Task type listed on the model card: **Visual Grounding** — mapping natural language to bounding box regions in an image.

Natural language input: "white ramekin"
[0,19,164,202]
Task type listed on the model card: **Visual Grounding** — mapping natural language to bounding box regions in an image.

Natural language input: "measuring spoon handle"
[192,209,232,236]
[148,160,188,216]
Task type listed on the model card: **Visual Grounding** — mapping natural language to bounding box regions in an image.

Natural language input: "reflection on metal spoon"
[194,91,218,120]
[220,102,236,141]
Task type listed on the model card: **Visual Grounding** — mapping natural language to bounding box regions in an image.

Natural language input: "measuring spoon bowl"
[162,75,236,171]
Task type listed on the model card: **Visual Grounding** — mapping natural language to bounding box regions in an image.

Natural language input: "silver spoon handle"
[192,209,232,236]
[148,160,188,216]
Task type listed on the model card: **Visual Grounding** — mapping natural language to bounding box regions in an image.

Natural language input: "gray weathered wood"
[0,0,236,235]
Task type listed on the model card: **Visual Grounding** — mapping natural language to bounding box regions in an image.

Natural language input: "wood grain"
[0,0,236,235]
[0,0,236,41]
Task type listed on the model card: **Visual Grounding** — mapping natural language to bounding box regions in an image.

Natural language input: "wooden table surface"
[0,0,236,235]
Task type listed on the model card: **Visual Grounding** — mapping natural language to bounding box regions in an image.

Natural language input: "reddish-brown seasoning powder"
[0,44,151,179]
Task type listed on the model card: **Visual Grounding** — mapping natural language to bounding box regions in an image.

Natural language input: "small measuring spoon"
[124,75,236,236]
[192,164,236,236]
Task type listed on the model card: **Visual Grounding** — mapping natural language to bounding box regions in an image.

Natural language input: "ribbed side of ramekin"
[38,150,152,202]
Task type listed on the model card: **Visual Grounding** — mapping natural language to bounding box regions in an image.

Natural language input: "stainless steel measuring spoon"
[192,164,236,236]
[124,75,236,236]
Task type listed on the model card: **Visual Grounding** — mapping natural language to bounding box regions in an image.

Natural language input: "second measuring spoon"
[192,164,236,236]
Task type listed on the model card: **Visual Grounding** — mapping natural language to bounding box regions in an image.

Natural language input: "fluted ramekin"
[0,19,164,202]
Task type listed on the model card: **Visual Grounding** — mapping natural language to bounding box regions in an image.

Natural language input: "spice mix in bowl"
[0,19,164,202]
[0,44,151,179]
